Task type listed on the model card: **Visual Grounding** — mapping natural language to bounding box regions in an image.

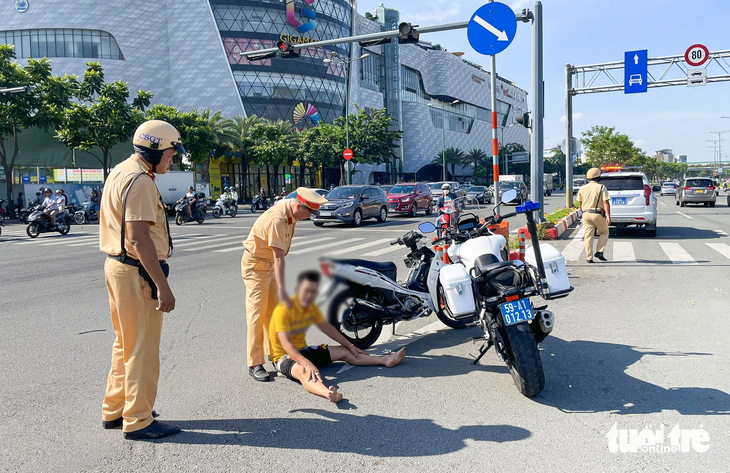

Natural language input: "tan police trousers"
[583,212,609,260]
[241,252,278,367]
[101,258,163,433]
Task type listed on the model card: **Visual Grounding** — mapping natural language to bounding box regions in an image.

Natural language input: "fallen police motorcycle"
[320,221,462,349]
[431,189,573,396]
[26,205,72,238]
[212,195,237,218]
[174,194,207,225]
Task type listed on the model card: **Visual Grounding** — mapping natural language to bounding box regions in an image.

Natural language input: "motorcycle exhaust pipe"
[530,310,554,343]
[350,298,400,321]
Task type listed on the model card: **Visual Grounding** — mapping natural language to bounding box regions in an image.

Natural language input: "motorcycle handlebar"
[390,238,401,246]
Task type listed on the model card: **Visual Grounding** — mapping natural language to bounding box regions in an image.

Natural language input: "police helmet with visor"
[133,120,188,172]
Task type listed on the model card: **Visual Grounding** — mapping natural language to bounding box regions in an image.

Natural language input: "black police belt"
[108,172,173,300]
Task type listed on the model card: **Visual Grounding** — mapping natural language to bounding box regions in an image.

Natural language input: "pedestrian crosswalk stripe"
[326,238,393,256]
[715,230,729,237]
[40,236,98,246]
[612,242,636,262]
[173,234,240,249]
[212,246,244,253]
[561,226,585,261]
[362,244,409,257]
[66,241,101,247]
[289,237,335,249]
[706,243,730,260]
[182,235,305,252]
[288,238,364,255]
[659,242,698,265]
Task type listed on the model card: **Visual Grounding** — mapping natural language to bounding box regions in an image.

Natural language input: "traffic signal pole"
[530,1,545,220]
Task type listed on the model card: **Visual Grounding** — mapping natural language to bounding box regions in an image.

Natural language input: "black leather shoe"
[587,259,594,264]
[249,364,271,382]
[123,420,181,440]
[594,252,608,262]
[103,410,158,429]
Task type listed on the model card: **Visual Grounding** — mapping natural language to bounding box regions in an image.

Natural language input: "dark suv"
[386,182,433,217]
[313,185,388,226]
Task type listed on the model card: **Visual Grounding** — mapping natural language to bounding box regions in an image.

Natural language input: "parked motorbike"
[430,189,573,396]
[251,194,269,213]
[74,201,98,224]
[174,195,207,225]
[26,205,72,238]
[212,195,238,218]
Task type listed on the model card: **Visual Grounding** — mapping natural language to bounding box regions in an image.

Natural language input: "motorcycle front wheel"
[27,223,40,238]
[59,225,70,235]
[74,212,87,225]
[212,208,221,218]
[328,287,383,349]
[197,209,206,224]
[503,322,545,397]
[175,213,184,226]
[250,205,256,213]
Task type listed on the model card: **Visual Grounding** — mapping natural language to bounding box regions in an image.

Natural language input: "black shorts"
[275,345,332,382]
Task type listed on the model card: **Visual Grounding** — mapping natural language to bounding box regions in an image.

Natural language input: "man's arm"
[126,220,175,313]
[272,247,293,308]
[317,321,368,359]
[277,331,320,382]
[603,200,611,225]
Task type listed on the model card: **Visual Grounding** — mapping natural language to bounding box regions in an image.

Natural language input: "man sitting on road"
[269,270,406,403]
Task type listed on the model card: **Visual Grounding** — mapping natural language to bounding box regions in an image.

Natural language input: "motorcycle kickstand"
[470,340,493,365]
[391,321,397,336]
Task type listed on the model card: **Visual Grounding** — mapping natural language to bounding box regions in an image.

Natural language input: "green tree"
[499,142,529,178]
[298,123,347,185]
[580,126,643,168]
[338,106,403,167]
[144,104,218,169]
[432,147,466,180]
[0,46,76,217]
[250,120,295,196]
[56,62,152,181]
[224,114,264,198]
[465,148,490,184]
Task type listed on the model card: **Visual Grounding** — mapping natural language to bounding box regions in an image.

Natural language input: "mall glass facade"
[210,0,353,126]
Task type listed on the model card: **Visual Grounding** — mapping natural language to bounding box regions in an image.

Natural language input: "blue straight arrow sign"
[624,49,648,94]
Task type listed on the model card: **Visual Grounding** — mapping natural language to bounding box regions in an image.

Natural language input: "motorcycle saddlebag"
[438,264,476,317]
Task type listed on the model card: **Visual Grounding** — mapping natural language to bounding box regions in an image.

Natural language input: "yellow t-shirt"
[269,297,324,363]
[99,156,170,260]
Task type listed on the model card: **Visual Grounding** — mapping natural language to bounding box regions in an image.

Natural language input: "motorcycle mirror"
[418,222,436,234]
[501,189,518,204]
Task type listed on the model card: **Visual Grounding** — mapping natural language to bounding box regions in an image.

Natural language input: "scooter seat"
[330,259,397,281]
[474,256,514,275]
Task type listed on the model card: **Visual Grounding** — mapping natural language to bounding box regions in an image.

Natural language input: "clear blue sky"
[356,0,730,163]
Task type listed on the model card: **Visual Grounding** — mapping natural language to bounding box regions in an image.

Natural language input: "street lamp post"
[709,130,730,167]
[324,52,370,185]
[428,99,459,181]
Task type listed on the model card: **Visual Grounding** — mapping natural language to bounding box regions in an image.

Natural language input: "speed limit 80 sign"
[685,44,709,67]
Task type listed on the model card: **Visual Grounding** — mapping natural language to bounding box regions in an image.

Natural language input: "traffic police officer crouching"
[578,167,611,263]
[99,120,186,440]
[242,187,328,381]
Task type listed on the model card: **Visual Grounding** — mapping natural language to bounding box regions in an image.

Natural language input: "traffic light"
[397,22,419,44]
[276,41,300,59]
[515,112,531,129]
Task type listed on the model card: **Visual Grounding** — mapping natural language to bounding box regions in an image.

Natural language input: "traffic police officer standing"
[578,167,611,263]
[99,120,187,440]
[242,187,327,381]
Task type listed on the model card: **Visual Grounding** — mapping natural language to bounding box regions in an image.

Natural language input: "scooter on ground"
[26,205,72,238]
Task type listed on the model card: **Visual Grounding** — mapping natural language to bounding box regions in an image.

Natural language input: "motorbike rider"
[229,186,238,204]
[55,189,68,210]
[177,186,197,219]
[256,187,267,210]
[90,189,101,215]
[436,183,460,232]
[279,187,287,199]
[33,189,45,206]
[42,189,59,225]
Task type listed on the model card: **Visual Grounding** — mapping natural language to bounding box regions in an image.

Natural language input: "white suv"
[599,170,657,237]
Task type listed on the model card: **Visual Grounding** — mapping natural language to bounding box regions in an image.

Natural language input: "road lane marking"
[707,243,730,260]
[659,242,698,265]
[212,246,244,253]
[676,211,693,219]
[561,226,585,261]
[183,236,305,252]
[288,238,364,255]
[173,234,242,248]
[325,238,393,256]
[612,242,636,262]
[66,241,102,247]
[39,236,99,246]
[362,245,409,257]
[289,237,335,249]
[659,201,666,206]
[715,230,729,237]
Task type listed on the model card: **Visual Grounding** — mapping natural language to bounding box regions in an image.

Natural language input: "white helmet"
[441,183,451,190]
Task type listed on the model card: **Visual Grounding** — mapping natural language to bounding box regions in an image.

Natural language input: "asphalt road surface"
[1,194,728,472]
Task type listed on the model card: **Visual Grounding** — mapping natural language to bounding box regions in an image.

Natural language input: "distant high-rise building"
[654,149,675,163]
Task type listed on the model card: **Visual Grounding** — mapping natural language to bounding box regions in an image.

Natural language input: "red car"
[386,182,434,217]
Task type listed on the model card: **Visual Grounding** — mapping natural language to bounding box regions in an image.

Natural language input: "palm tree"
[224,114,264,199]
[466,148,489,182]
[432,147,466,180]
[190,108,231,184]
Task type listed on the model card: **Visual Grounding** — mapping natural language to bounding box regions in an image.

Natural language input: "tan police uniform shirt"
[578,181,610,211]
[99,156,170,260]
[243,201,297,261]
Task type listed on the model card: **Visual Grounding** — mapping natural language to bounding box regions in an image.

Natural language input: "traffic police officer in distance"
[242,188,328,381]
[578,167,611,263]
[99,120,186,440]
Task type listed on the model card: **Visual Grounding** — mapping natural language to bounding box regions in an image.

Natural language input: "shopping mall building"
[0,0,528,197]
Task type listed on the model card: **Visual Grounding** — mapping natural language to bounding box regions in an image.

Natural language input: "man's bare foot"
[327,386,343,403]
[384,347,406,367]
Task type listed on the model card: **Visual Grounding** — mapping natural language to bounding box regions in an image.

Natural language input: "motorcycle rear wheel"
[74,212,87,225]
[230,206,238,217]
[27,223,40,238]
[328,287,383,349]
[503,323,545,397]
[197,210,206,224]
[59,225,70,235]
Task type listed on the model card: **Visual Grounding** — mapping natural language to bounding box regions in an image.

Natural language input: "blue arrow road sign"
[467,2,517,56]
[624,50,648,94]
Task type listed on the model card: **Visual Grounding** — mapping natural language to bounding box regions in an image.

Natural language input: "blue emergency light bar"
[516,201,540,213]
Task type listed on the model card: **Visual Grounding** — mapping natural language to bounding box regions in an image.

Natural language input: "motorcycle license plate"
[500,299,535,326]
[319,211,332,217]
[612,198,626,205]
